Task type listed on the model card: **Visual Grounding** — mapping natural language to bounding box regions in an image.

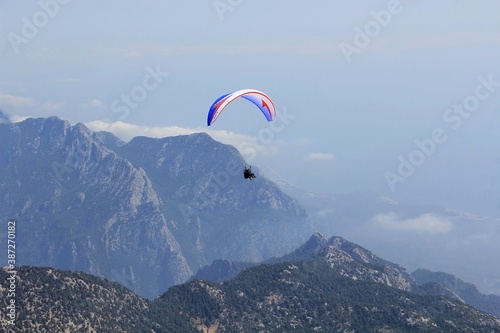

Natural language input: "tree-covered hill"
[155,259,500,332]
[2,261,500,332]
[0,266,154,332]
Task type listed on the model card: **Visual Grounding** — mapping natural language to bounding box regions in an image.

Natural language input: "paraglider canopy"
[207,89,276,126]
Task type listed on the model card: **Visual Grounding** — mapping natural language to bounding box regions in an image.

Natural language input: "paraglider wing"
[207,89,276,126]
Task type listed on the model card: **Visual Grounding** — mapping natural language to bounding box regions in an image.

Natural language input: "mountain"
[157,258,500,332]
[111,133,311,267]
[272,183,500,297]
[186,233,500,320]
[195,233,415,292]
[279,233,415,291]
[0,109,10,123]
[413,269,500,318]
[94,130,126,149]
[191,259,256,283]
[0,266,157,333]
[4,261,500,333]
[0,116,312,298]
[0,117,191,298]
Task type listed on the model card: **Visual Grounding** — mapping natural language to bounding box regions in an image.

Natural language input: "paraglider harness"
[243,166,255,180]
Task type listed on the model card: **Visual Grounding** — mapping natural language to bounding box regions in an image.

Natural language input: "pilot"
[243,166,255,180]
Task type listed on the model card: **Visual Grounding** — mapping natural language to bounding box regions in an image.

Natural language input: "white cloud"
[84,120,276,162]
[85,120,197,141]
[372,212,453,234]
[42,101,65,111]
[293,137,313,147]
[0,94,34,107]
[10,115,32,123]
[90,99,105,108]
[315,208,335,218]
[306,152,335,161]
[80,99,106,110]
[84,118,298,165]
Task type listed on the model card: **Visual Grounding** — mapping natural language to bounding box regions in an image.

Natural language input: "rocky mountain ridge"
[3,261,500,332]
[194,233,500,319]
[274,179,500,296]
[165,260,500,332]
[195,233,415,292]
[0,115,312,298]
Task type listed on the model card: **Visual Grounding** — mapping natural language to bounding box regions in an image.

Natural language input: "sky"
[2,0,500,218]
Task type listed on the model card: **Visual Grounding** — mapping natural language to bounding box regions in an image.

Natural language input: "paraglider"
[243,166,255,180]
[207,89,276,126]
[208,89,276,180]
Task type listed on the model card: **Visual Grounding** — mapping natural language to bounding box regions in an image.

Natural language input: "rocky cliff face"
[0,117,191,298]
[113,132,312,267]
[0,116,312,298]
[197,233,416,292]
[319,235,415,291]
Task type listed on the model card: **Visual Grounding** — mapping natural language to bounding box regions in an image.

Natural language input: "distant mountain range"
[271,176,500,297]
[2,111,500,331]
[194,232,500,320]
[0,113,312,299]
[413,268,500,318]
